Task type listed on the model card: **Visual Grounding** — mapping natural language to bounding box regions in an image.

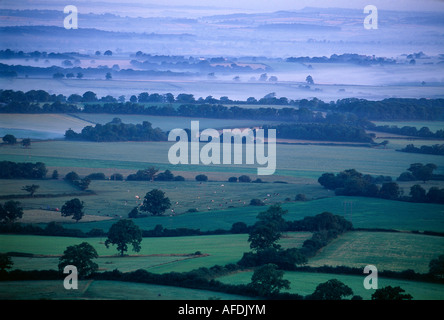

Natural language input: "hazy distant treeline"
[1,89,444,122]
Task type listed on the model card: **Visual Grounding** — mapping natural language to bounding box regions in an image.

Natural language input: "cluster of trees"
[65,119,167,142]
[327,98,444,121]
[64,171,91,191]
[286,53,397,66]
[408,185,444,204]
[228,175,264,183]
[238,205,352,270]
[318,169,397,199]
[372,125,444,139]
[1,134,31,148]
[319,165,444,204]
[399,144,444,156]
[0,161,47,179]
[397,163,439,183]
[263,123,374,143]
[126,167,184,182]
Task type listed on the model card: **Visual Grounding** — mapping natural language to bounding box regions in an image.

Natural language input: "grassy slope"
[0,280,255,300]
[218,271,444,300]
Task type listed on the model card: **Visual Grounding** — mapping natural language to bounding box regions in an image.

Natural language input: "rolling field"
[4,180,444,232]
[1,139,443,179]
[45,195,444,233]
[218,271,444,300]
[307,231,444,273]
[0,233,311,274]
[0,113,278,139]
[0,280,255,300]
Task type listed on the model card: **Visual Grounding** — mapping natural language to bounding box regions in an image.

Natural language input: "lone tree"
[0,253,13,273]
[61,198,85,222]
[428,254,444,279]
[248,204,287,252]
[2,134,17,145]
[21,138,31,148]
[22,184,39,197]
[249,263,290,297]
[306,75,314,85]
[0,200,23,223]
[308,279,354,300]
[58,242,98,278]
[195,174,208,182]
[371,286,413,300]
[105,219,142,256]
[140,189,171,216]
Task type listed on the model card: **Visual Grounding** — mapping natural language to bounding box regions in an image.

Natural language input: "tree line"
[65,118,167,142]
[0,161,47,179]
[318,164,444,204]
[399,144,444,156]
[370,124,444,139]
[2,89,444,121]
[263,123,374,143]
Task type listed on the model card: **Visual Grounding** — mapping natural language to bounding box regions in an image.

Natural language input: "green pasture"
[55,196,444,233]
[0,232,311,274]
[1,139,444,180]
[0,280,255,300]
[307,231,444,273]
[218,271,444,300]
[0,179,79,197]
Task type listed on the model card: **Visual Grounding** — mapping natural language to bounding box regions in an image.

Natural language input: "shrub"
[110,173,123,181]
[250,198,265,206]
[238,175,251,183]
[195,174,208,182]
[86,172,106,180]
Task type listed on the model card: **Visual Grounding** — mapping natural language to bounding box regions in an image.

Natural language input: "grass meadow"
[307,231,444,273]
[0,233,311,274]
[0,280,254,300]
[1,139,443,180]
[218,271,444,300]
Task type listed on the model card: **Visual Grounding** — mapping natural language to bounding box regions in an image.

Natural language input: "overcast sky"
[2,0,444,16]
[151,0,444,12]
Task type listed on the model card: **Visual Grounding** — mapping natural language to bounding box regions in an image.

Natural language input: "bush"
[195,174,208,182]
[85,172,106,180]
[228,177,238,182]
[231,222,249,234]
[295,194,307,201]
[238,175,251,183]
[174,175,185,181]
[64,171,80,182]
[397,171,415,181]
[110,173,123,181]
[250,198,265,206]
